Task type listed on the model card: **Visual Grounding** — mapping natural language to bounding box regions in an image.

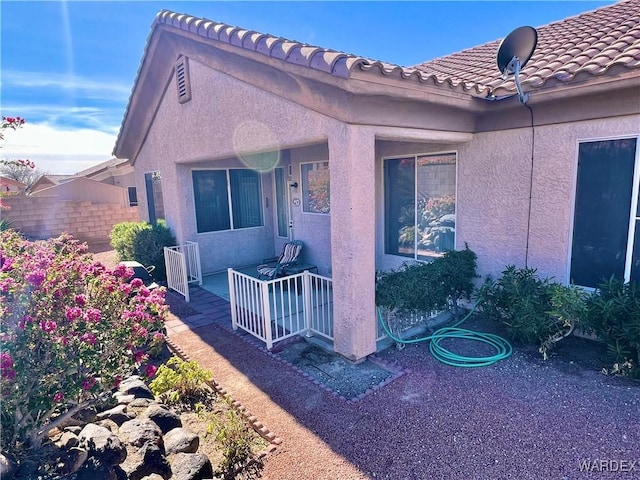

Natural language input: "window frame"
[127,186,138,207]
[191,168,264,234]
[300,161,330,215]
[568,134,640,287]
[382,150,458,261]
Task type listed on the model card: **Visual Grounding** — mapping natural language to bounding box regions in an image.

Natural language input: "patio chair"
[257,240,304,279]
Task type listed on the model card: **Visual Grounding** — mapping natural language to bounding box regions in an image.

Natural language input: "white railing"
[228,269,333,350]
[164,241,202,303]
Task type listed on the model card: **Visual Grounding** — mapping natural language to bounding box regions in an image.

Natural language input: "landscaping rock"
[78,423,127,465]
[119,418,163,448]
[171,452,214,480]
[129,397,155,408]
[141,475,166,480]
[58,447,88,475]
[114,392,136,404]
[164,427,199,454]
[118,377,155,400]
[142,404,182,433]
[97,403,134,425]
[76,456,122,480]
[65,425,83,435]
[55,430,79,449]
[122,442,171,480]
[0,453,16,480]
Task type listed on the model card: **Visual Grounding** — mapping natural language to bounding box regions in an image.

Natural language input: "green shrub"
[210,403,256,480]
[109,220,176,280]
[476,266,586,356]
[582,277,640,377]
[149,357,213,405]
[376,246,478,329]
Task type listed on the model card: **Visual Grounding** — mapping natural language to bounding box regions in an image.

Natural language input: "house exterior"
[0,176,26,194]
[114,0,640,361]
[30,158,137,207]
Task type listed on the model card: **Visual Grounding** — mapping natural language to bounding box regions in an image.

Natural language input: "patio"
[164,284,640,480]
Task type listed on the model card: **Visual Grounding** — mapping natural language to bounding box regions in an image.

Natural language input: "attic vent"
[176,56,192,104]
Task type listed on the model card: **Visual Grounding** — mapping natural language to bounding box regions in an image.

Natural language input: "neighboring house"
[30,158,137,207]
[114,1,640,361]
[0,176,26,194]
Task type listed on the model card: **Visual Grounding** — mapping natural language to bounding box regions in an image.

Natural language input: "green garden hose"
[376,304,512,367]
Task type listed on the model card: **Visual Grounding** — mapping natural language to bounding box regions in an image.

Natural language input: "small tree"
[0,230,167,451]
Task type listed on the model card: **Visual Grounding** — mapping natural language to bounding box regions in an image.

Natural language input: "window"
[274,167,288,237]
[384,153,456,260]
[127,187,138,207]
[144,171,165,224]
[570,138,639,287]
[301,162,330,214]
[193,169,263,233]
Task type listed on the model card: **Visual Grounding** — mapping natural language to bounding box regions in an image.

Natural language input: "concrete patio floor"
[165,285,640,480]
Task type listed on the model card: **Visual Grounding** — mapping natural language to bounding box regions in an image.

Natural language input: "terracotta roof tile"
[414,0,640,95]
[115,0,639,153]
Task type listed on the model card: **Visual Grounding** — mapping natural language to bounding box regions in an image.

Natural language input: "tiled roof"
[154,0,640,98]
[413,0,640,96]
[74,157,130,177]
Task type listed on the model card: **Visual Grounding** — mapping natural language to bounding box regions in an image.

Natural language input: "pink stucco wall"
[458,115,640,283]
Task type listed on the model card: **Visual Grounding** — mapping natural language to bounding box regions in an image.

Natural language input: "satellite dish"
[496,26,537,104]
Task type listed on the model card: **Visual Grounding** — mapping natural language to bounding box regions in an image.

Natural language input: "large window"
[570,138,639,287]
[301,162,330,214]
[384,153,456,260]
[193,169,263,233]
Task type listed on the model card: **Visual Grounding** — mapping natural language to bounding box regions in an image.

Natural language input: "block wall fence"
[1,195,139,247]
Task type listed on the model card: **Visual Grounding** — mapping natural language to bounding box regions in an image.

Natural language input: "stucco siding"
[133,57,342,274]
[458,115,640,283]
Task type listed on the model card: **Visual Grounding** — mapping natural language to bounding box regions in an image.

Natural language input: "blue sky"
[1,0,613,174]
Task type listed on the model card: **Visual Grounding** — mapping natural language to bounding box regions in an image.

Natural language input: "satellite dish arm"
[503,56,529,104]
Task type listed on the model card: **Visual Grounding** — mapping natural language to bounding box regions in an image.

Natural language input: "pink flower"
[144,364,158,378]
[53,391,64,403]
[119,283,132,295]
[130,278,144,288]
[113,375,123,389]
[40,320,57,333]
[113,264,133,279]
[80,332,97,345]
[82,377,96,390]
[138,287,150,298]
[55,336,69,346]
[74,294,86,306]
[26,271,45,287]
[0,352,13,369]
[65,307,82,321]
[133,351,148,364]
[83,308,101,323]
[0,353,16,380]
[153,332,164,342]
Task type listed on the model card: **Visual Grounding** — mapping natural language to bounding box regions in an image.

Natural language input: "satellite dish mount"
[497,26,538,105]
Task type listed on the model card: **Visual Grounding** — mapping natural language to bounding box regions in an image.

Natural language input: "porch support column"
[328,125,376,362]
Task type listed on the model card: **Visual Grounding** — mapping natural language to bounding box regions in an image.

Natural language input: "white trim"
[190,167,265,234]
[625,139,640,283]
[568,134,640,287]
[380,150,458,262]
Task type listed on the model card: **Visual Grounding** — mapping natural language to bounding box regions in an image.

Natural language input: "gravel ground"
[170,315,640,480]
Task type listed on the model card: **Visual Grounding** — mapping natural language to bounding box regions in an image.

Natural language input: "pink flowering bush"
[0,230,167,450]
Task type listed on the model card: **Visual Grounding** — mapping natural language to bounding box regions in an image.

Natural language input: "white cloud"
[2,70,132,100]
[2,123,118,175]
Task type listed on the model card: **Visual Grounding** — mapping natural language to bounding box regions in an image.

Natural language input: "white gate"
[164,241,202,302]
[228,269,333,350]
